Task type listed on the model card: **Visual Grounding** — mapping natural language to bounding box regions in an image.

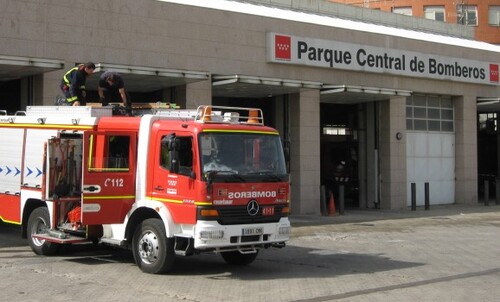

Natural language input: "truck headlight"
[278,226,290,235]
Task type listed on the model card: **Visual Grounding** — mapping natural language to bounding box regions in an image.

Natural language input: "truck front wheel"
[27,207,59,255]
[132,218,175,274]
[221,250,259,265]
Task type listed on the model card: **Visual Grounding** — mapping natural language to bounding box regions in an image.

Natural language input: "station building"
[0,0,499,214]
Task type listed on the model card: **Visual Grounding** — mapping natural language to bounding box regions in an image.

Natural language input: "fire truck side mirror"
[164,134,177,151]
[162,134,180,174]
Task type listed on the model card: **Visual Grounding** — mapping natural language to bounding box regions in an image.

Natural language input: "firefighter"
[59,62,96,106]
[97,71,130,108]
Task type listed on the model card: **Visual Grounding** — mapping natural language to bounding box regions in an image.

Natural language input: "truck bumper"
[193,218,291,251]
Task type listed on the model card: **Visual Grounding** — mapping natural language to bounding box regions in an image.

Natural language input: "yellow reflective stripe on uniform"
[67,96,78,102]
[63,66,78,85]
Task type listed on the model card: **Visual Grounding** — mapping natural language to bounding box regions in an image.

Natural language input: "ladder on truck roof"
[0,106,112,118]
[0,106,111,127]
[25,106,113,118]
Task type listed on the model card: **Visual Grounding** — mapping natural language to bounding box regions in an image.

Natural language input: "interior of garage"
[477,99,500,201]
[320,103,360,209]
[0,80,21,114]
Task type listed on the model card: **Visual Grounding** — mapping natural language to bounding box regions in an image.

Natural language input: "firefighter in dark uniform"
[97,71,131,107]
[59,62,96,106]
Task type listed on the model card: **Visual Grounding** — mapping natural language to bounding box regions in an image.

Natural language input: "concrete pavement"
[1,203,499,301]
[289,203,500,228]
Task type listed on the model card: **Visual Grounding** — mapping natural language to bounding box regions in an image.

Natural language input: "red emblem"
[275,35,291,60]
[490,64,499,83]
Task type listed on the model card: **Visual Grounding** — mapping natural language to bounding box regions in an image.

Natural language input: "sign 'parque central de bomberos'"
[267,33,499,86]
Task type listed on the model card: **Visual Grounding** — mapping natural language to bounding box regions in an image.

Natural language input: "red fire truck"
[0,105,290,274]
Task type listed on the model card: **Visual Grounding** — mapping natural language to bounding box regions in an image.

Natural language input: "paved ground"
[290,204,500,301]
[1,204,499,301]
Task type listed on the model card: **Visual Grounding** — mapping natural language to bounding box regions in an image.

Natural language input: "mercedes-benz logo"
[246,199,260,216]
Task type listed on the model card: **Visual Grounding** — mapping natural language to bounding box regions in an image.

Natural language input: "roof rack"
[194,105,264,125]
[150,105,264,125]
[154,109,199,119]
[2,104,264,125]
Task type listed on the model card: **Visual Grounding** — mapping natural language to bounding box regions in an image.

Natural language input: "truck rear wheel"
[132,218,175,274]
[221,250,259,265]
[27,207,59,255]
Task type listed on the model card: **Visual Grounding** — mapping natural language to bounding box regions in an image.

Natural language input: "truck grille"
[216,205,284,225]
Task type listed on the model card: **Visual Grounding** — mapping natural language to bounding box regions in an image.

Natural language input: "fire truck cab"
[0,105,290,274]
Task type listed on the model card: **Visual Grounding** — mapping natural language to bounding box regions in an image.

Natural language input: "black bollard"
[411,183,416,211]
[320,185,327,216]
[424,182,430,210]
[338,184,345,215]
[496,177,500,206]
[484,179,489,206]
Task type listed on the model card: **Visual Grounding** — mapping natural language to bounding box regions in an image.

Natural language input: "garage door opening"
[321,103,360,209]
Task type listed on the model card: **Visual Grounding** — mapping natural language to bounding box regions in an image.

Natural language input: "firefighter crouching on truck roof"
[98,71,131,108]
[59,62,95,106]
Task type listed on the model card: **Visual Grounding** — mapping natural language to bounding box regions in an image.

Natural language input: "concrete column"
[454,95,478,204]
[173,78,212,109]
[32,75,44,107]
[378,96,407,209]
[20,77,30,109]
[357,103,367,208]
[289,89,321,215]
[365,102,377,208]
[43,69,67,106]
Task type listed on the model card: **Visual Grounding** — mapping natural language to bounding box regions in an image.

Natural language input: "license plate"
[242,227,263,236]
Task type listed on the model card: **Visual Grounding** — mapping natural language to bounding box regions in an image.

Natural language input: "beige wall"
[2,0,498,96]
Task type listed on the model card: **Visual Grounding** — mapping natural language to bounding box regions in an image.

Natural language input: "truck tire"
[132,218,175,274]
[27,207,59,255]
[221,250,259,265]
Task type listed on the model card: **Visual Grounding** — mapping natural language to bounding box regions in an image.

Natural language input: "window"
[393,6,412,16]
[424,6,445,22]
[177,137,193,175]
[88,134,130,172]
[107,136,130,169]
[406,95,454,132]
[160,136,193,176]
[489,6,500,26]
[322,126,354,136]
[457,5,477,26]
[479,113,497,132]
[199,132,287,179]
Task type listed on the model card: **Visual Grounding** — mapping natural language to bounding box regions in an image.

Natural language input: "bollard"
[320,185,327,216]
[424,182,430,210]
[411,183,416,211]
[496,177,500,206]
[484,179,489,206]
[338,184,345,215]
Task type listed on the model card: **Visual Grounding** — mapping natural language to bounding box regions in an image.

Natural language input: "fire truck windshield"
[199,132,287,182]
